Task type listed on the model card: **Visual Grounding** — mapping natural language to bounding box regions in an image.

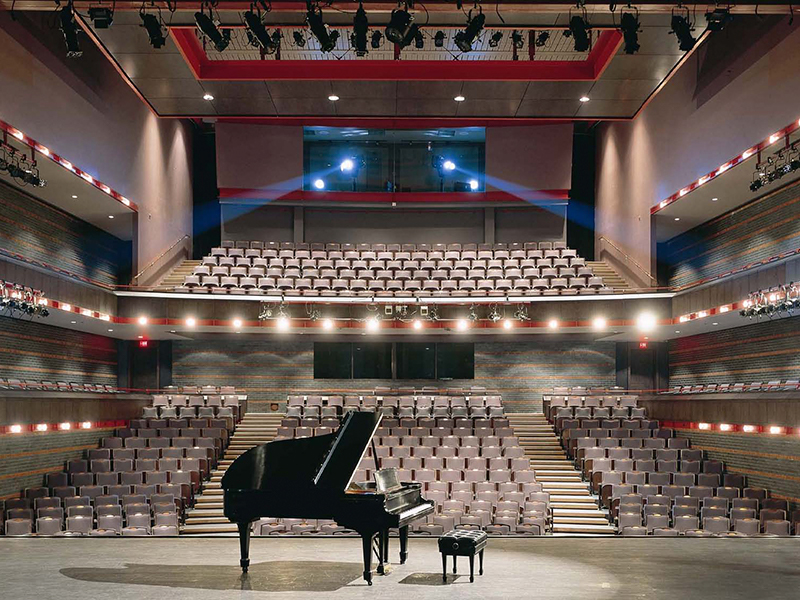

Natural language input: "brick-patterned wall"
[0,180,124,286]
[0,427,113,498]
[675,428,800,509]
[665,179,800,289]
[0,316,118,386]
[669,317,800,387]
[172,340,616,412]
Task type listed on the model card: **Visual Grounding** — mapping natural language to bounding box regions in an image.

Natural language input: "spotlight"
[535,30,549,47]
[565,14,591,52]
[351,3,369,56]
[306,2,339,52]
[434,30,445,47]
[636,312,657,332]
[454,9,486,53]
[371,31,383,48]
[456,319,469,331]
[340,158,355,172]
[89,7,114,29]
[443,160,456,171]
[670,13,696,52]
[386,5,419,48]
[195,10,231,53]
[244,10,280,54]
[511,30,524,49]
[488,31,503,48]
[705,8,732,31]
[620,9,640,54]
[366,316,380,332]
[322,318,334,331]
[513,305,530,322]
[276,316,290,331]
[488,307,502,322]
[313,178,325,189]
[414,28,424,49]
[293,31,307,47]
[469,179,479,191]
[140,10,165,48]
[60,4,82,58]
[468,305,479,323]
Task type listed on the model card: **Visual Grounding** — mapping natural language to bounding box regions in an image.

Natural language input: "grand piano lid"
[313,411,382,492]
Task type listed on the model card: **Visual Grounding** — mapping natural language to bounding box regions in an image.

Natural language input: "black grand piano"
[221,411,435,584]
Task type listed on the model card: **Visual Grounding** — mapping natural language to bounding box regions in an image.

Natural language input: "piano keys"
[221,411,435,584]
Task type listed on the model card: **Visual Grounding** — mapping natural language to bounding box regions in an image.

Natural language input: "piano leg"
[237,522,251,573]
[399,525,409,564]
[382,529,390,566]
[376,531,386,575]
[361,533,373,585]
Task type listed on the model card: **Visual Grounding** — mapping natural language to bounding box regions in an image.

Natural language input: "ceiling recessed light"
[712,322,718,326]
[70,320,77,324]
[712,197,719,202]
[203,93,214,101]
[579,96,590,102]
[674,217,680,221]
[71,195,78,199]
[454,95,466,102]
[328,94,339,101]
[675,330,680,334]
[108,215,114,219]
[107,328,113,332]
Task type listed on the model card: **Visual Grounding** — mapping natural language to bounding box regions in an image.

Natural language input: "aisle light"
[769,426,784,435]
[80,422,92,429]
[698,422,710,430]
[36,423,48,432]
[719,423,732,432]
[742,425,756,433]
[59,422,71,431]
[10,424,22,434]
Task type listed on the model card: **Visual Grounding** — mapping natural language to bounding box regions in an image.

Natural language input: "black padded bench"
[438,529,487,583]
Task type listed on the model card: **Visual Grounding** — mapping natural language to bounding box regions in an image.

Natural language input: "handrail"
[0,247,116,290]
[134,234,190,283]
[597,236,656,283]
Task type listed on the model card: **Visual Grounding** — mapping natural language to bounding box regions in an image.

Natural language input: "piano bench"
[438,529,487,583]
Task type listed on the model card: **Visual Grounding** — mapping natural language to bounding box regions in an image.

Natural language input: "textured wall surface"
[0,428,113,498]
[0,181,124,286]
[0,317,117,386]
[172,340,616,412]
[669,317,800,387]
[666,180,800,289]
[675,428,800,508]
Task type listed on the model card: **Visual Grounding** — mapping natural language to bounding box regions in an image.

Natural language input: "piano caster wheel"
[368,580,373,586]
[377,566,384,575]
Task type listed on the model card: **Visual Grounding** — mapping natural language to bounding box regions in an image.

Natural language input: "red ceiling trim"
[178,116,622,126]
[217,189,570,203]
[170,28,622,82]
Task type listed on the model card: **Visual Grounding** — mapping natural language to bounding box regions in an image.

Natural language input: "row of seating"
[0,378,118,393]
[664,381,800,394]
[215,239,573,254]
[288,394,503,407]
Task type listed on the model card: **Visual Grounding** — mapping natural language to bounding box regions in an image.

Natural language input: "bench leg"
[469,554,475,583]
[442,553,447,582]
[479,549,484,575]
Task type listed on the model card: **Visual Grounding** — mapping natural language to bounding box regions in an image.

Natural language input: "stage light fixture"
[565,14,591,52]
[443,160,456,171]
[371,31,383,48]
[59,3,82,58]
[620,9,640,54]
[351,3,369,56]
[140,10,166,48]
[502,319,514,330]
[195,10,231,53]
[511,30,524,49]
[306,2,339,52]
[385,5,419,48]
[340,158,355,172]
[244,10,280,54]
[322,318,334,331]
[276,316,290,331]
[488,306,502,322]
[313,178,325,189]
[488,31,503,48]
[413,319,423,330]
[705,8,732,31]
[366,316,380,332]
[414,28,425,49]
[293,31,307,47]
[469,179,479,191]
[535,30,549,47]
[89,7,114,29]
[456,319,469,331]
[454,9,486,53]
[670,12,696,51]
[434,30,445,47]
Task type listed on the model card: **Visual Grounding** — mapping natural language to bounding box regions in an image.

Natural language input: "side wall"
[0,317,118,386]
[0,181,126,286]
[0,12,193,272]
[171,340,616,412]
[669,317,800,387]
[666,180,800,289]
[595,18,800,287]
